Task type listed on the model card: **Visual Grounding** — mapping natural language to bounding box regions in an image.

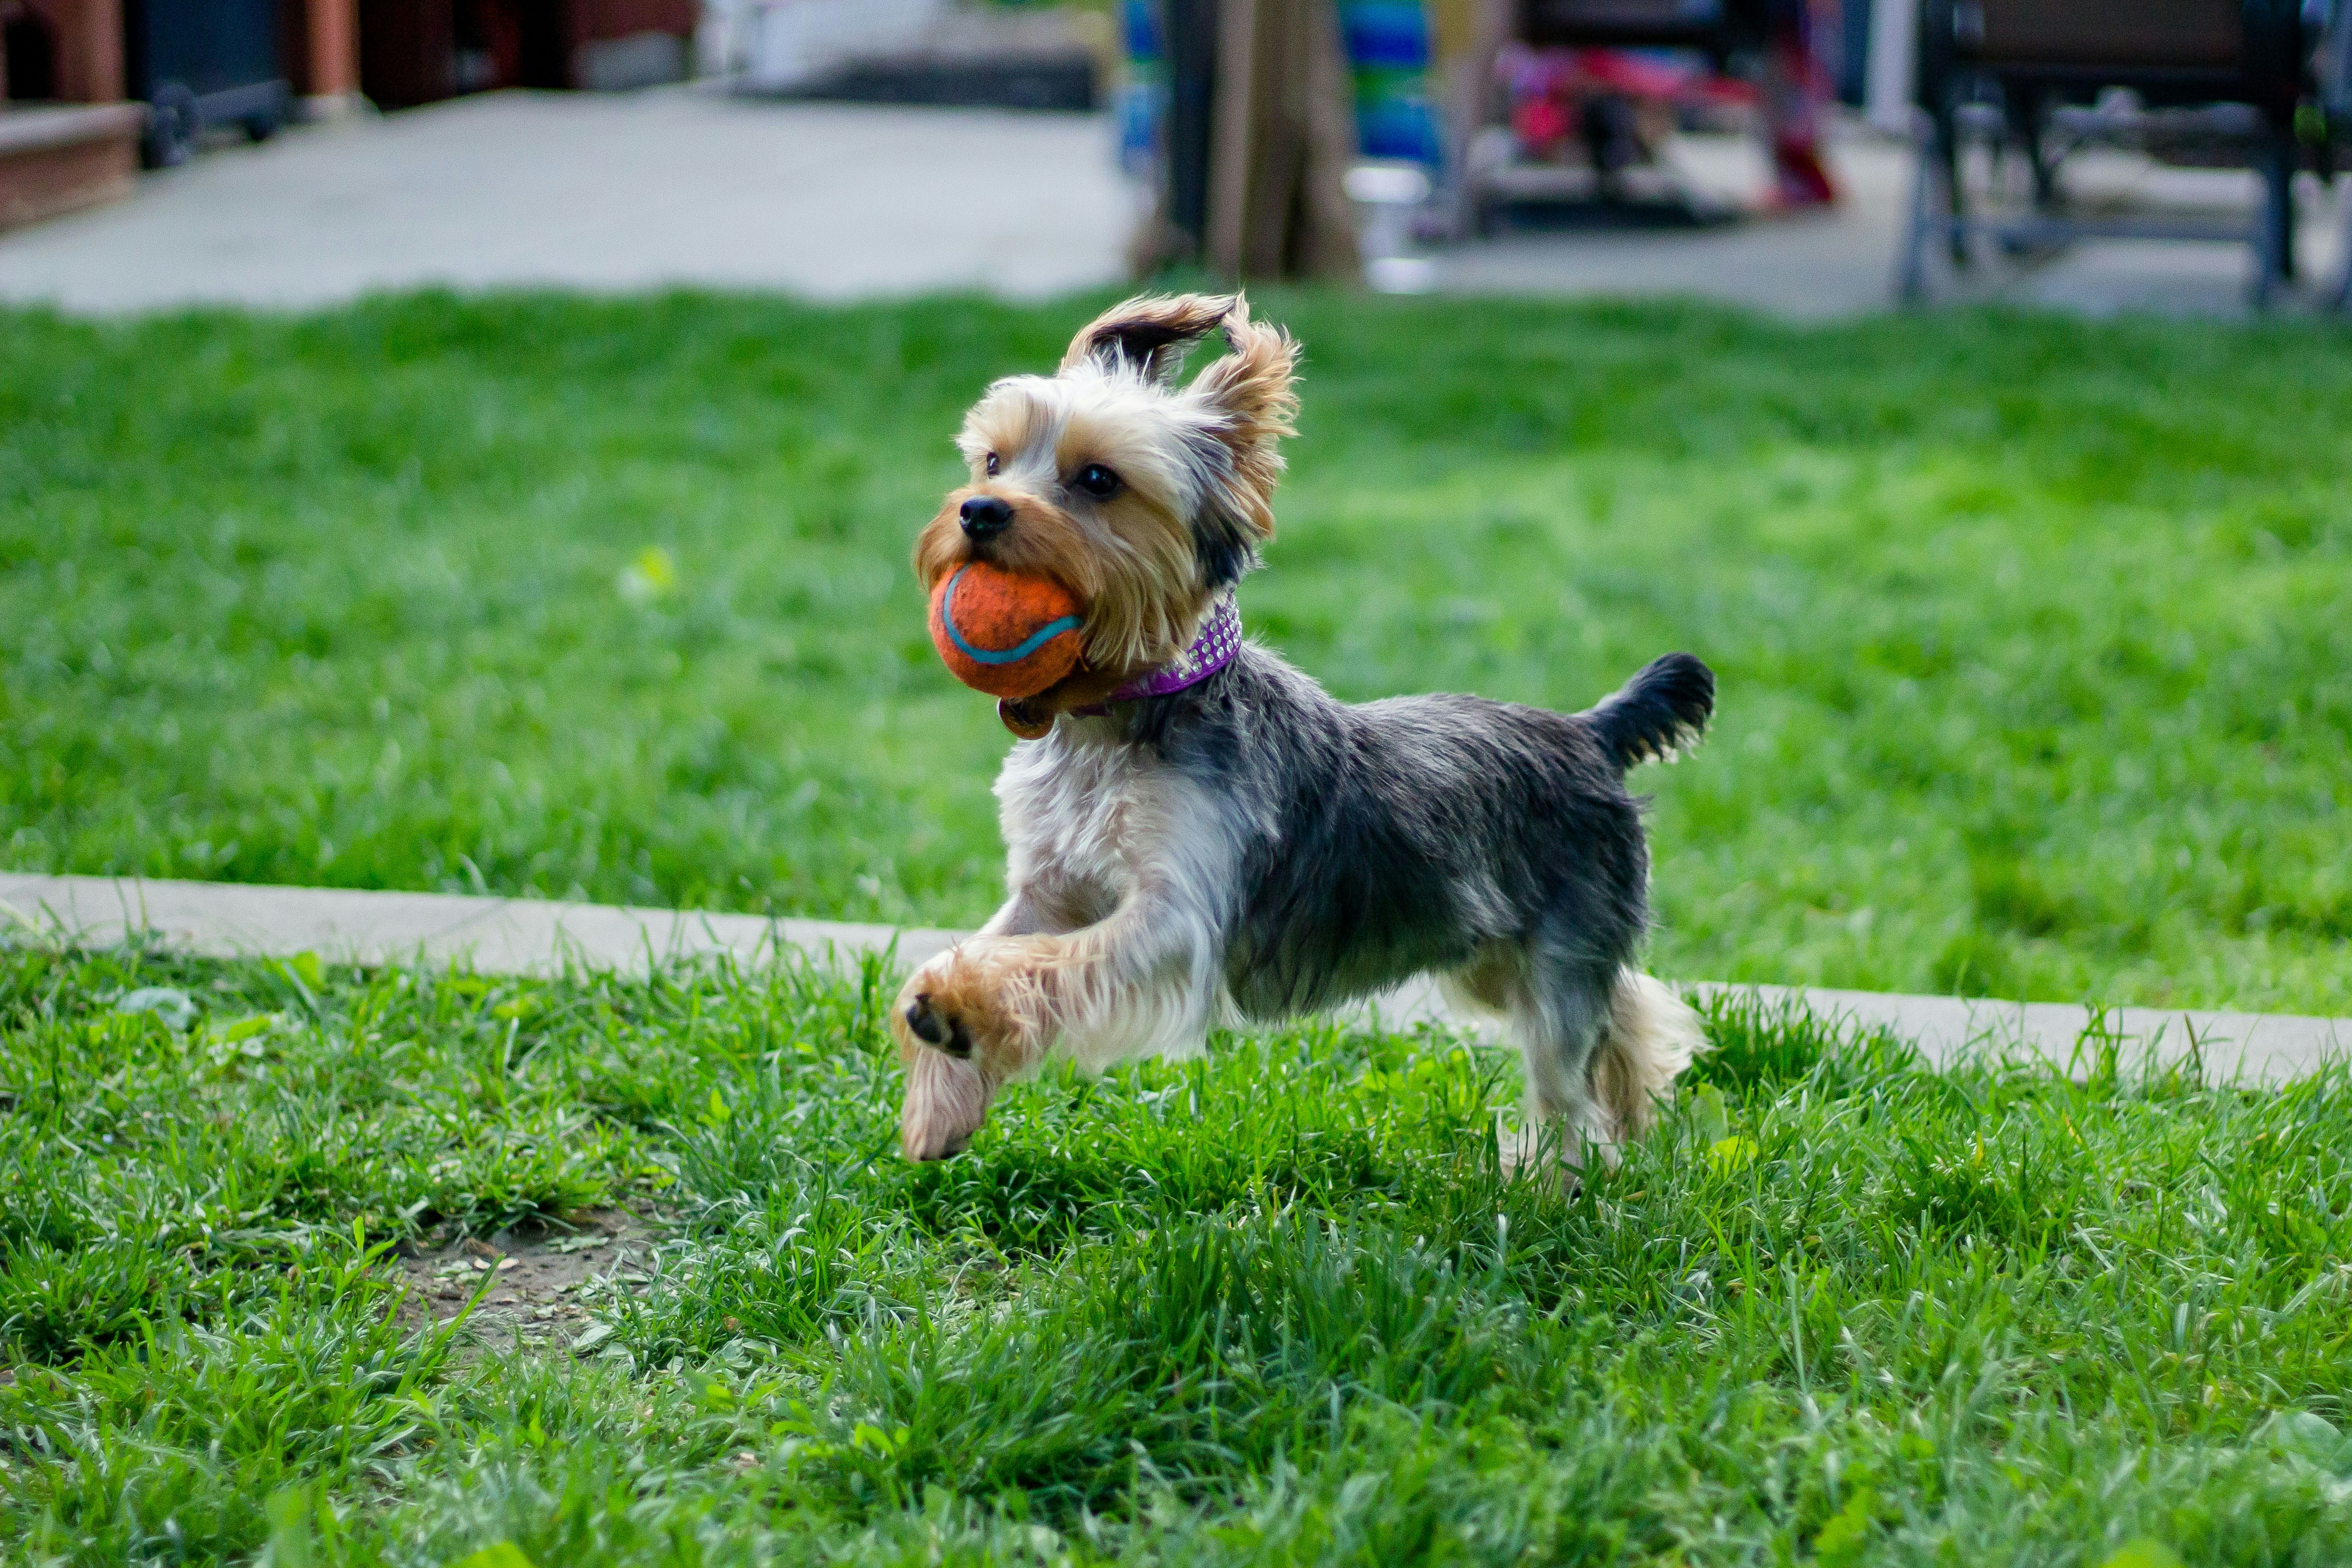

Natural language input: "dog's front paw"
[1497,1116,1601,1195]
[900,991,973,1059]
[899,1041,989,1161]
[891,944,1046,1069]
[889,945,1049,1162]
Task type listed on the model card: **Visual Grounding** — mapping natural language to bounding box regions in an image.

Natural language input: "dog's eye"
[1071,463,1122,500]
[984,452,1000,476]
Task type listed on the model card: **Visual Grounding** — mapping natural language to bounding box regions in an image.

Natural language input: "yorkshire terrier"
[892,293,1713,1171]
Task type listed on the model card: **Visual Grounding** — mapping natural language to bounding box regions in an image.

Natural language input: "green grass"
[9,940,2352,1565]
[3,293,2349,1011]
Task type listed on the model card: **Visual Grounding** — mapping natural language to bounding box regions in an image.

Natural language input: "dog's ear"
[1187,295,1299,544]
[1062,292,1237,384]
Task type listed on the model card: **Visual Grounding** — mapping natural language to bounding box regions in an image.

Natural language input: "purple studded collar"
[1112,591,1242,701]
[1057,592,1241,723]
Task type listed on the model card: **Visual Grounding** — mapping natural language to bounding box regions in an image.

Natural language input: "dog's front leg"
[892,882,1096,1161]
[890,872,1226,1160]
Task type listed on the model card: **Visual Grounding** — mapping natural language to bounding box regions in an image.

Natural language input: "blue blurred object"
[1339,1,1443,167]
[1125,0,1163,58]
[1120,1,1444,181]
[1119,0,1169,179]
[1340,2,1431,68]
[1356,99,1445,164]
[1838,0,1872,105]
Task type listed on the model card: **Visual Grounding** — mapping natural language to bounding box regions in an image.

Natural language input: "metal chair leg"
[2013,91,2057,211]
[2333,174,2352,311]
[1897,112,1940,303]
[1940,108,1970,267]
[2252,123,2297,308]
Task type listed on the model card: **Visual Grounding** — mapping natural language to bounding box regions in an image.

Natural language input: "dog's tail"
[1582,653,1714,774]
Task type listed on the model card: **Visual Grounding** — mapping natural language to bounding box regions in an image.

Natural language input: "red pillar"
[291,0,362,101]
[30,0,125,102]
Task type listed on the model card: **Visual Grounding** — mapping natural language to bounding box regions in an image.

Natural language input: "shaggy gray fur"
[1125,641,1712,1115]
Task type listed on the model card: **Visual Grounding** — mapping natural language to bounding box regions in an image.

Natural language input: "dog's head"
[914,293,1299,690]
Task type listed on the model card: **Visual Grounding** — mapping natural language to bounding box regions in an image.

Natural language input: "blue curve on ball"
[939,566,1083,665]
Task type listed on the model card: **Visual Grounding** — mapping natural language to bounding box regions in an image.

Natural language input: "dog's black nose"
[960,495,1014,541]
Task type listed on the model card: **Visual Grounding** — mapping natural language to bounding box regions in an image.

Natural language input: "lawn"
[2,293,2348,1013]
[8,942,2352,1565]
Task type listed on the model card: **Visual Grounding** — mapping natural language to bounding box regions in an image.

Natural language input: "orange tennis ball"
[927,562,1085,700]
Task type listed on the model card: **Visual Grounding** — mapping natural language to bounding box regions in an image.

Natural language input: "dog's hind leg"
[1497,951,1619,1177]
[1498,945,1701,1176]
[1589,969,1704,1143]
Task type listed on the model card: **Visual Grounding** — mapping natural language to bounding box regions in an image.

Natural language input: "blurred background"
[3,1,2349,1015]
[5,0,2350,313]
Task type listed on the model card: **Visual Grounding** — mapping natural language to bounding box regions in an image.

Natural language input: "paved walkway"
[1,90,2341,317]
[1440,133,2352,318]
[6,871,2343,1083]
[0,90,1131,312]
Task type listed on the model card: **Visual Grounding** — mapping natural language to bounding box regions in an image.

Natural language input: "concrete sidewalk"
[0,869,960,981]
[0,90,1131,313]
[7,870,2344,1084]
[1440,132,2352,318]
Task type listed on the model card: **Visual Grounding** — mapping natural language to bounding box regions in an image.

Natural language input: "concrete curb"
[0,871,962,980]
[6,871,2346,1084]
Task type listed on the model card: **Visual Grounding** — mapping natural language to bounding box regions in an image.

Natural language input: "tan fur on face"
[912,483,1097,604]
[912,294,1301,683]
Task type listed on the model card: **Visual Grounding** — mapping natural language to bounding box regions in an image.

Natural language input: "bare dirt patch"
[396,1207,659,1352]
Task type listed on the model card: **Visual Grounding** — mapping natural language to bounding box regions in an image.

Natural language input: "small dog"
[892,293,1712,1170]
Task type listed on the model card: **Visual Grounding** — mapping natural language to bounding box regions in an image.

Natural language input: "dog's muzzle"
[959,496,1013,542]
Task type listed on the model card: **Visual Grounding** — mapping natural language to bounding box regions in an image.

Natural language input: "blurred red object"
[1499,43,1755,159]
